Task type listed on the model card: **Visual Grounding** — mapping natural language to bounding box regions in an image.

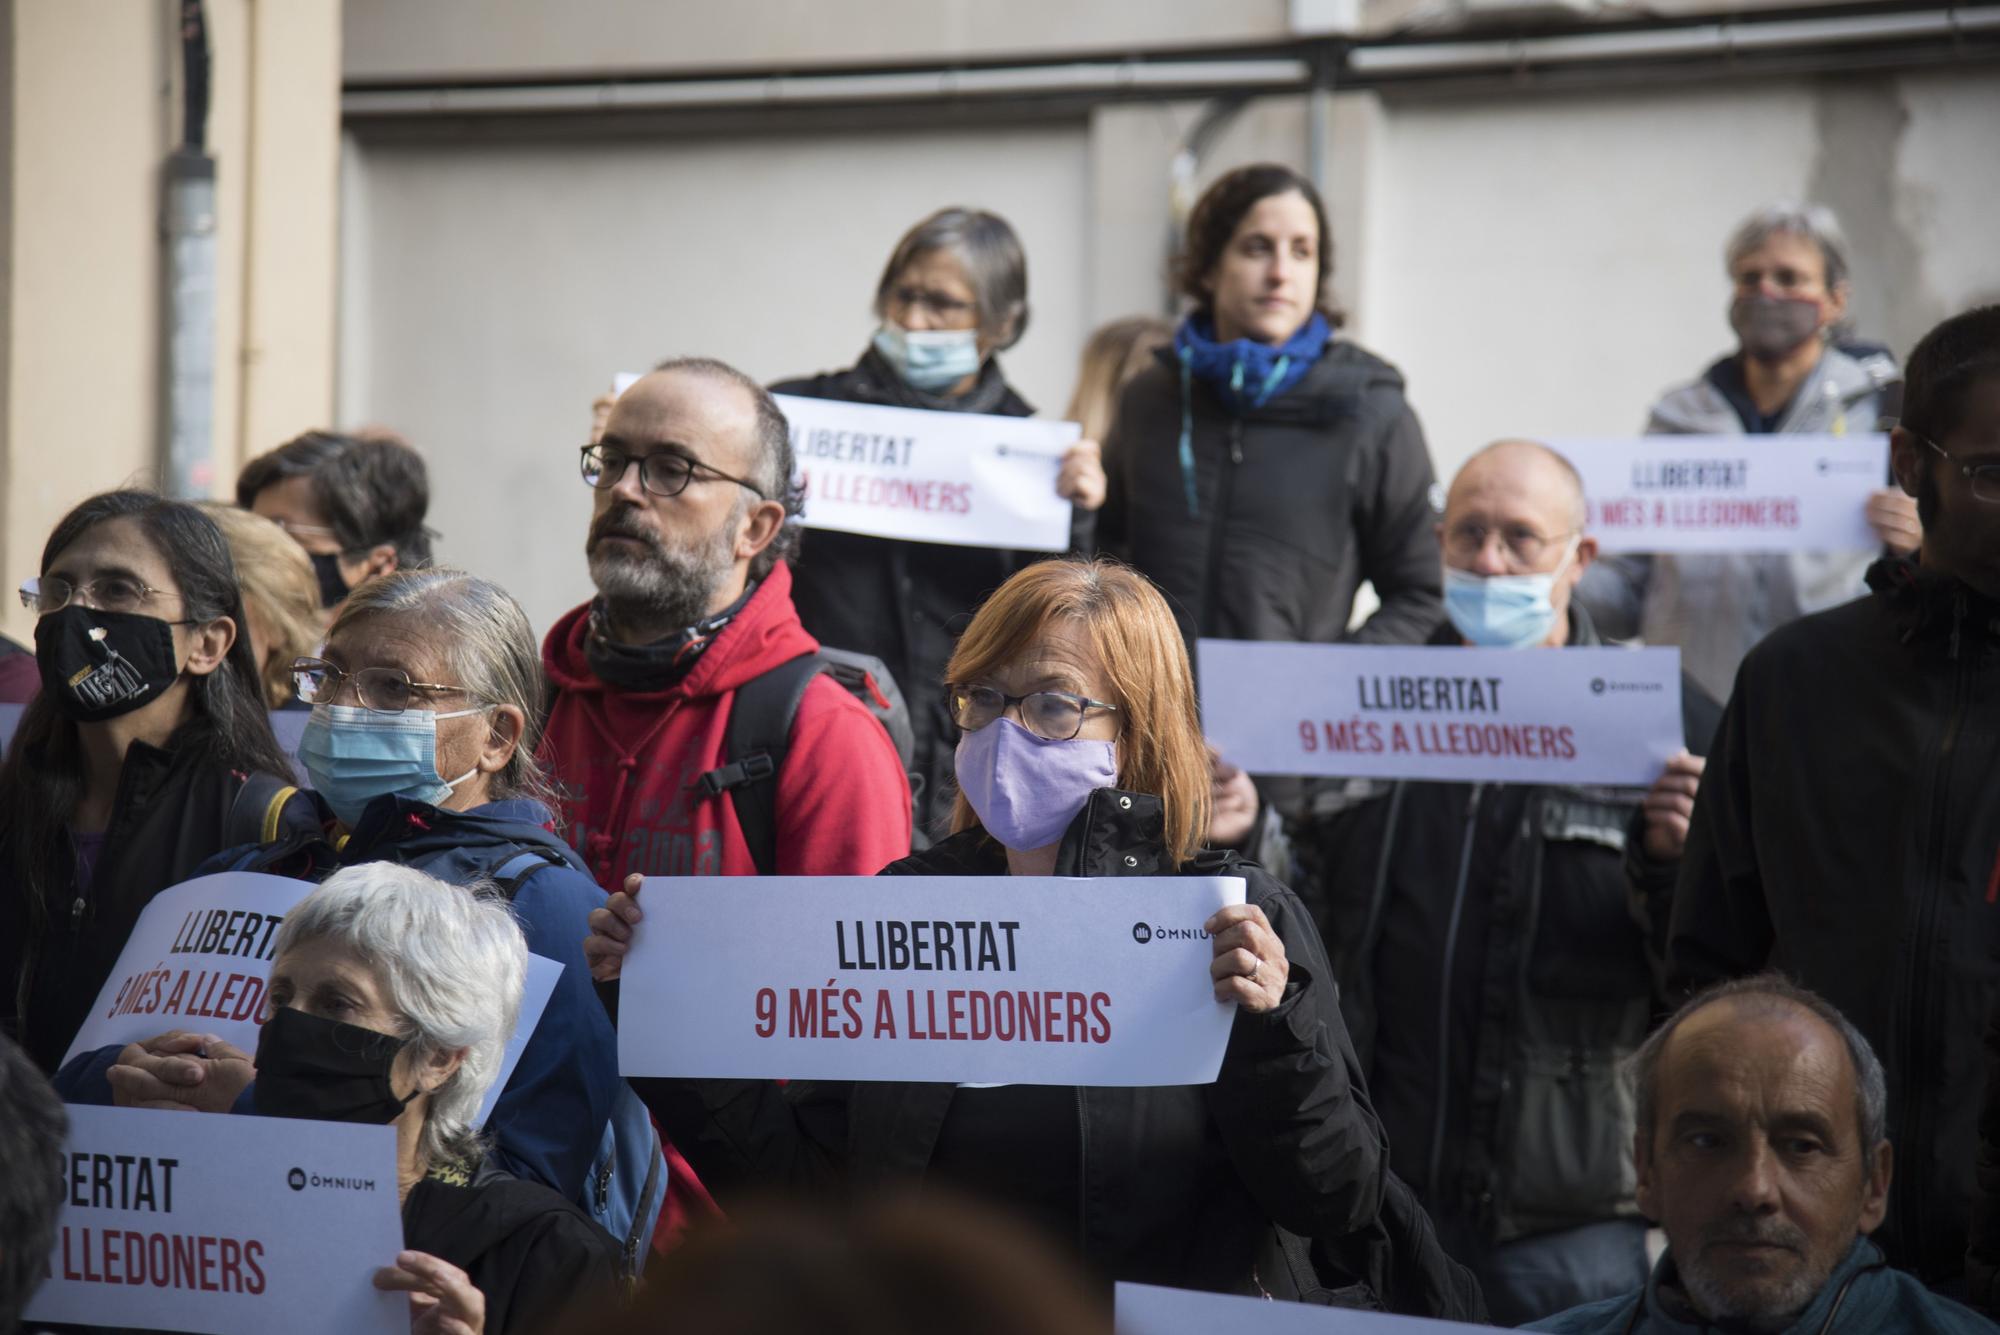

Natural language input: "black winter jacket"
[1,736,316,1072]
[773,353,1062,844]
[1097,342,1441,820]
[1669,559,2000,1285]
[1971,984,2000,1317]
[632,788,1393,1298]
[1302,607,1721,1258]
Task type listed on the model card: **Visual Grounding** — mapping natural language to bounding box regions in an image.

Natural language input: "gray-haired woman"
[772,207,1105,845]
[150,862,621,1333]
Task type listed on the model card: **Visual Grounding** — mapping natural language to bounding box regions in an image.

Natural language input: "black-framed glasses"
[580,444,766,500]
[1920,435,2000,504]
[19,574,182,617]
[1441,522,1578,572]
[950,685,1119,742]
[293,657,475,715]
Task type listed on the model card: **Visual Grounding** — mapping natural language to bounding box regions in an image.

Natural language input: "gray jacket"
[1576,343,1898,703]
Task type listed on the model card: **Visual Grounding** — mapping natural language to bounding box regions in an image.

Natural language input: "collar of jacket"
[1657,342,1895,436]
[848,345,1028,416]
[893,788,1179,878]
[1638,1237,1886,1334]
[1866,556,2000,650]
[1422,596,1606,649]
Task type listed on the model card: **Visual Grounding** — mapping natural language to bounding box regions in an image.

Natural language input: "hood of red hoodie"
[543,560,820,703]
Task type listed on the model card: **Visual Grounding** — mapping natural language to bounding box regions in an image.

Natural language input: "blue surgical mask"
[298,703,486,828]
[872,322,982,392]
[1443,541,1579,649]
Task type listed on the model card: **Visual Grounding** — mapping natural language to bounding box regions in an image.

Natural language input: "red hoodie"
[541,562,912,1244]
[540,561,913,887]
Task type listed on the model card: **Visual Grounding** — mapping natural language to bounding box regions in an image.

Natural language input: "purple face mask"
[954,718,1119,853]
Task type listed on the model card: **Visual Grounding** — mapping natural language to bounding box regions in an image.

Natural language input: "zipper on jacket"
[1198,419,1245,634]
[1900,590,1970,1266]
[1427,782,1485,1206]
[1073,1086,1090,1263]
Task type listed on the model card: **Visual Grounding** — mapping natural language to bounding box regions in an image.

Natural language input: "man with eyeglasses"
[544,355,914,1239]
[1290,438,1721,1324]
[1669,306,2000,1297]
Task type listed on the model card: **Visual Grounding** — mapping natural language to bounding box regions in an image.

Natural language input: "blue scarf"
[1172,311,1331,516]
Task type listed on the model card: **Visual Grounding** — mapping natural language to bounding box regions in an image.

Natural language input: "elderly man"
[1530,976,1996,1332]
[1292,440,1717,1323]
[1577,203,1920,701]
[543,357,914,1238]
[1667,306,2000,1291]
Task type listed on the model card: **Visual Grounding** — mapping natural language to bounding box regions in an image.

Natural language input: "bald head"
[1446,439,1588,534]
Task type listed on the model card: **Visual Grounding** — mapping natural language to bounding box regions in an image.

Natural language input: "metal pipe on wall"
[161,0,217,499]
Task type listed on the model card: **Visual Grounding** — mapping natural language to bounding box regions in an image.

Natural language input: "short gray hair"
[650,356,805,578]
[272,863,527,1170]
[1725,203,1852,293]
[874,208,1030,352]
[1632,973,1888,1157]
[328,568,558,811]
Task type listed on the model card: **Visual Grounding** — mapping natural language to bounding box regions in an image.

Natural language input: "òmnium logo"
[1134,922,1210,944]
[1590,678,1606,695]
[287,1168,378,1193]
[1131,922,1152,944]
[1592,677,1662,695]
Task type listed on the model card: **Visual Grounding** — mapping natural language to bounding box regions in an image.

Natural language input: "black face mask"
[254,1005,419,1125]
[310,551,350,609]
[34,605,185,723]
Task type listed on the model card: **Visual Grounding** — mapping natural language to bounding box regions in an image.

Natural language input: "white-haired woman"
[253,863,620,1333]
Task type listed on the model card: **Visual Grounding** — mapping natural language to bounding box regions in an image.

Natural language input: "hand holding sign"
[1056,437,1106,511]
[1206,904,1287,1012]
[374,1250,486,1335]
[583,872,646,983]
[1866,486,1922,554]
[107,1031,254,1112]
[1641,750,1707,861]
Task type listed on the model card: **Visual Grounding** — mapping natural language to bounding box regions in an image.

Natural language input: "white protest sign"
[63,872,561,1129]
[774,392,1078,550]
[1552,433,1887,554]
[25,1104,405,1335]
[618,875,1244,1085]
[1117,1282,1492,1333]
[1198,640,1683,787]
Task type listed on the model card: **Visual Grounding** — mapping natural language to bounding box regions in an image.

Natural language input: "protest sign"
[618,875,1243,1085]
[1552,432,1887,553]
[1198,640,1683,787]
[773,392,1078,550]
[25,1104,405,1335]
[62,871,560,1126]
[1117,1282,1491,1333]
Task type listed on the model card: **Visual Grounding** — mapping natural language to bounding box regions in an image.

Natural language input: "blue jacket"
[1526,1239,1997,1333]
[56,795,619,1204]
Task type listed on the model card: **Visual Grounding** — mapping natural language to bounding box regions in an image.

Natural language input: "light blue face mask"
[1442,540,1579,649]
[298,703,487,829]
[872,321,982,392]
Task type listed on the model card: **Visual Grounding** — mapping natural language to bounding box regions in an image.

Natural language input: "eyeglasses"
[1920,435,2000,504]
[293,657,475,714]
[1441,522,1578,573]
[19,574,182,617]
[949,686,1119,742]
[886,284,977,319]
[580,444,767,500]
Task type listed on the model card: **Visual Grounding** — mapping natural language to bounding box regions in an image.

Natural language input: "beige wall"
[0,0,341,644]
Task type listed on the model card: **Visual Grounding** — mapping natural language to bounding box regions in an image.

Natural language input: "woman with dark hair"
[772,207,1105,845]
[1096,162,1441,845]
[0,490,317,1071]
[238,429,435,614]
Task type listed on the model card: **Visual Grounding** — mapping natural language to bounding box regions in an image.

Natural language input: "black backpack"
[697,648,920,873]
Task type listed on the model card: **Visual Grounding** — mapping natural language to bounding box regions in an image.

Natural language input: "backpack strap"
[224,772,302,850]
[697,653,826,876]
[486,849,564,902]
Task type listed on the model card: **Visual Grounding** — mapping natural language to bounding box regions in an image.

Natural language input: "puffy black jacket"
[773,352,1062,844]
[1300,607,1721,1261]
[631,788,1397,1298]
[1,736,316,1072]
[1097,342,1441,820]
[1669,558,2000,1285]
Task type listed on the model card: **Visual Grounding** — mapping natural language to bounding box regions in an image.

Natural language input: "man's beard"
[1677,1215,1825,1333]
[586,500,740,639]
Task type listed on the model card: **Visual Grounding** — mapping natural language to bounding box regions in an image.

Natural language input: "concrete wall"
[0,0,341,644]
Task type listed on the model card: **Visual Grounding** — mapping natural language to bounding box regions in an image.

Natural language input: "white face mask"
[872,322,982,392]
